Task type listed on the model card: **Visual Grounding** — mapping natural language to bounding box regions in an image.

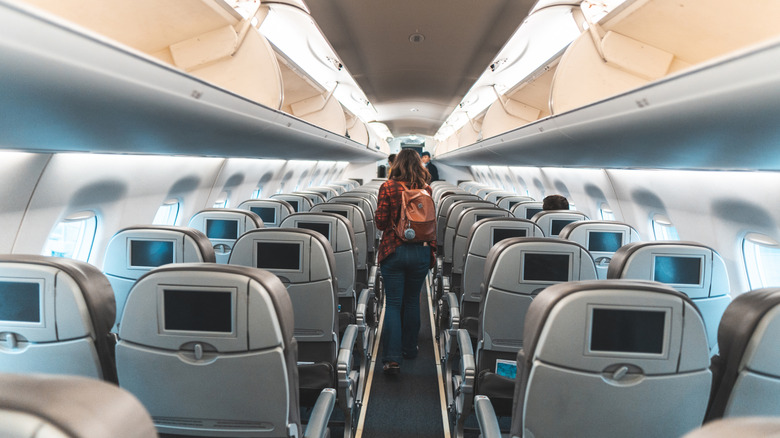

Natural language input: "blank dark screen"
[590,308,666,354]
[508,201,519,209]
[525,208,543,220]
[164,290,232,333]
[257,242,301,270]
[551,219,576,236]
[287,200,299,212]
[654,256,702,285]
[250,207,276,224]
[492,228,527,245]
[299,222,330,240]
[324,210,349,218]
[475,214,498,222]
[0,281,40,323]
[130,240,174,267]
[588,232,623,252]
[206,219,238,240]
[523,253,570,282]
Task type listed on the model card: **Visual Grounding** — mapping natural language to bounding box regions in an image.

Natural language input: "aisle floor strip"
[354,296,385,438]
[428,276,452,438]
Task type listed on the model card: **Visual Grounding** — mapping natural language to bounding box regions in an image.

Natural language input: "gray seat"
[307,186,340,201]
[530,210,589,237]
[480,280,711,438]
[684,417,780,438]
[706,288,780,420]
[238,199,295,227]
[187,209,263,263]
[271,193,314,212]
[451,207,513,286]
[294,191,327,206]
[0,373,157,438]
[449,238,598,435]
[483,190,515,204]
[510,200,544,221]
[437,194,482,245]
[0,255,117,383]
[312,202,369,281]
[495,195,534,211]
[608,241,732,354]
[442,200,497,271]
[559,220,641,279]
[102,226,216,331]
[115,263,334,438]
[331,195,377,258]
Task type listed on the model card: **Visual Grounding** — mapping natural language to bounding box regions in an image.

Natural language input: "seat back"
[312,202,368,272]
[307,186,339,201]
[443,200,496,264]
[294,191,327,206]
[608,241,731,353]
[559,220,641,279]
[103,226,216,330]
[452,207,513,276]
[476,187,501,199]
[271,193,313,212]
[0,255,116,382]
[510,201,544,221]
[237,199,295,227]
[496,195,534,211]
[331,195,376,256]
[706,288,780,420]
[436,194,481,244]
[0,373,157,438]
[188,209,263,263]
[342,190,378,212]
[514,280,711,438]
[484,190,515,204]
[531,210,589,237]
[116,264,301,437]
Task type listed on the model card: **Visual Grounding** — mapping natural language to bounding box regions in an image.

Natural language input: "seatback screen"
[525,208,543,220]
[590,308,666,354]
[653,256,702,285]
[324,210,349,219]
[588,231,623,253]
[130,240,174,268]
[475,214,498,222]
[206,219,239,240]
[523,253,570,282]
[299,222,331,240]
[287,200,299,212]
[0,281,40,323]
[164,290,232,333]
[492,228,527,246]
[508,201,519,209]
[257,242,301,270]
[551,219,576,236]
[250,207,276,224]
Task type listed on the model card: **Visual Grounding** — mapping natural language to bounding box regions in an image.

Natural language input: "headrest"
[608,241,730,299]
[455,208,513,237]
[120,263,294,353]
[103,226,216,279]
[510,201,544,220]
[293,191,326,205]
[445,200,497,228]
[271,194,312,212]
[531,211,590,237]
[237,199,295,227]
[0,373,157,438]
[331,196,375,215]
[523,280,709,375]
[311,203,367,233]
[188,209,263,241]
[496,195,535,211]
[280,212,356,253]
[466,218,544,257]
[558,220,641,255]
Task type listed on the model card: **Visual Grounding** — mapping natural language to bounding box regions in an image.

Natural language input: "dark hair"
[543,194,569,210]
[388,153,396,163]
[391,149,430,188]
[420,151,430,158]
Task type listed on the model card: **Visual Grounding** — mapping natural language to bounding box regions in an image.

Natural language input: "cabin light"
[410,107,420,112]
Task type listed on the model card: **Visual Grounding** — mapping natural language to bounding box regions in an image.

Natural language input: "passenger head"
[420,151,431,164]
[388,153,396,164]
[543,194,569,210]
[391,149,430,188]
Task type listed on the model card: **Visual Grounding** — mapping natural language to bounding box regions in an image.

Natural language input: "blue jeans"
[380,244,430,364]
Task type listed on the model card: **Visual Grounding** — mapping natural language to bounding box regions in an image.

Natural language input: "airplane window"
[569,203,576,210]
[743,233,780,289]
[41,211,97,262]
[153,199,180,226]
[251,187,263,199]
[600,204,616,220]
[212,191,229,208]
[651,214,680,241]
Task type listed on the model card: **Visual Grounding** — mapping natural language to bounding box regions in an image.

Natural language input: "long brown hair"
[390,149,430,188]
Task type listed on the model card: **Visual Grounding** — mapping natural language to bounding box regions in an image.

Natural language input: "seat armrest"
[356,287,371,329]
[338,324,359,375]
[475,395,502,438]
[457,328,475,390]
[445,292,460,331]
[303,388,336,438]
[367,265,378,289]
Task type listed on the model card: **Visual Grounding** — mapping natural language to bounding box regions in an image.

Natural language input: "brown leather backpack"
[394,182,436,242]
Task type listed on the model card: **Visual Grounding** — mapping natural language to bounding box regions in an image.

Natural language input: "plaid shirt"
[375,179,437,266]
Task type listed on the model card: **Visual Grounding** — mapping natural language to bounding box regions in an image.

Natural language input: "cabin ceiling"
[306,0,536,137]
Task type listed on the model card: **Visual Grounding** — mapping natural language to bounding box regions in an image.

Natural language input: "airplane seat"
[509,200,544,222]
[294,190,327,206]
[484,190,515,204]
[312,202,370,285]
[227,229,361,435]
[0,255,117,383]
[449,238,598,435]
[607,241,732,355]
[307,186,339,201]
[484,280,711,438]
[237,198,295,227]
[0,373,157,438]
[115,263,335,437]
[271,193,314,212]
[436,194,480,248]
[705,288,780,421]
[530,210,590,237]
[495,195,534,211]
[330,195,377,262]
[558,220,641,279]
[475,187,499,199]
[187,208,263,264]
[102,225,216,331]
[684,417,780,438]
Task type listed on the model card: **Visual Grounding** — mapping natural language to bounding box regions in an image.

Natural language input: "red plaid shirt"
[375,179,437,266]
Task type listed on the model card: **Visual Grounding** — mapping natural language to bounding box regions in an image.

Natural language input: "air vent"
[409,33,425,43]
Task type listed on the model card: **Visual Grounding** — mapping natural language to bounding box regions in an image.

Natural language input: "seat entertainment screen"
[257,242,301,270]
[523,253,570,282]
[588,231,623,253]
[653,256,702,285]
[324,210,349,219]
[206,219,239,240]
[492,228,527,245]
[287,200,299,212]
[525,208,543,220]
[130,240,174,268]
[475,214,498,222]
[590,308,666,354]
[250,207,276,224]
[299,222,331,240]
[164,290,232,333]
[508,201,519,209]
[0,281,41,323]
[551,219,576,236]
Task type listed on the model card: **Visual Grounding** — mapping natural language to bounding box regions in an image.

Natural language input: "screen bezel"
[127,239,176,269]
[255,241,304,272]
[0,277,45,326]
[298,221,332,241]
[585,304,671,358]
[525,208,543,220]
[652,254,705,287]
[205,218,240,240]
[521,252,572,283]
[491,227,527,246]
[158,286,237,337]
[249,206,277,225]
[586,231,624,253]
[550,219,577,237]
